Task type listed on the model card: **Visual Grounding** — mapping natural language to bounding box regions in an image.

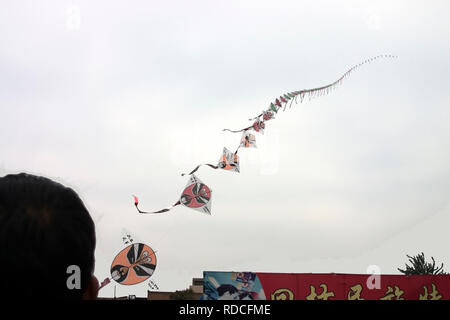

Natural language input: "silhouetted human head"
[0,173,98,299]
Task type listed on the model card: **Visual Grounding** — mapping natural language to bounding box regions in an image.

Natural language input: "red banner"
[203,272,450,300]
[259,273,450,300]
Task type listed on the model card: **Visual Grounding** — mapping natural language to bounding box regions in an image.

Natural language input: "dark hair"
[0,173,96,299]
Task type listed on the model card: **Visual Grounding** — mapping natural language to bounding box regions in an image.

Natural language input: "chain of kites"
[133,54,397,215]
[100,55,397,292]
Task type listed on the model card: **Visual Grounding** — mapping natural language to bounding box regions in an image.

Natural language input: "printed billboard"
[203,271,450,300]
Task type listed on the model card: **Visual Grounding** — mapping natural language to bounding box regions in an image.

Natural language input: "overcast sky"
[1,0,450,298]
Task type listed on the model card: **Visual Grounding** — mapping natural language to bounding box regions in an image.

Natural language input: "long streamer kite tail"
[133,195,180,214]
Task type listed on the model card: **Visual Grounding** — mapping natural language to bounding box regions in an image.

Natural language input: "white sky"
[1,0,450,298]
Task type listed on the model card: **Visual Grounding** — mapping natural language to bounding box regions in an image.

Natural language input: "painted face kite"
[110,243,157,285]
[217,147,240,173]
[240,132,257,148]
[134,174,213,215]
[180,174,212,214]
[262,110,275,121]
[97,232,161,292]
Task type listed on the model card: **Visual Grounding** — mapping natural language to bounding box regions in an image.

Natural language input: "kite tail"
[133,195,181,214]
[222,126,253,133]
[181,164,219,176]
[248,115,262,121]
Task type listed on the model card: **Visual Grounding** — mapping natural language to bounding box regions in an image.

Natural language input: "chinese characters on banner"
[202,272,450,300]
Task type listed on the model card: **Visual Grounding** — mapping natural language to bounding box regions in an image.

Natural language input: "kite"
[180,174,212,214]
[240,132,257,149]
[133,55,396,215]
[98,233,159,291]
[252,119,265,135]
[217,147,240,173]
[110,242,157,285]
[262,110,275,121]
[134,174,212,215]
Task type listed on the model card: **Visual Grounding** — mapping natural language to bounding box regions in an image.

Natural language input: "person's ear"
[82,275,99,300]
